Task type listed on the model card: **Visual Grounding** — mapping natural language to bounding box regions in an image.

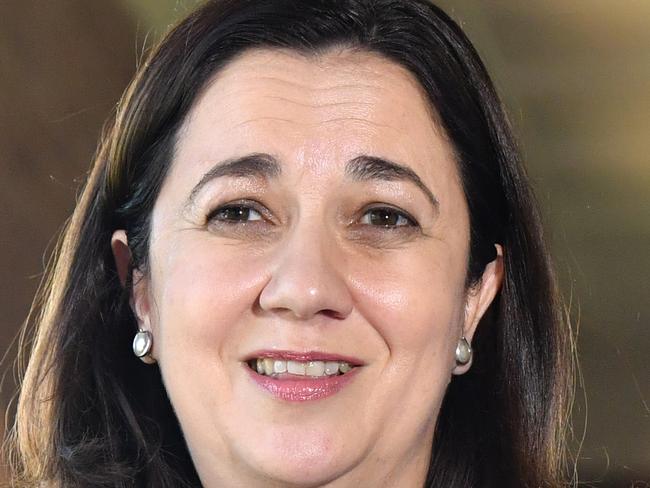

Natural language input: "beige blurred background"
[1,1,648,485]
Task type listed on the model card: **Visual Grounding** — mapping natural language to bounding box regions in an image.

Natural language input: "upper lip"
[244,350,364,367]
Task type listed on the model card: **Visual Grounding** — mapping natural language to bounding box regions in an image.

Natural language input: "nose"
[258,227,353,321]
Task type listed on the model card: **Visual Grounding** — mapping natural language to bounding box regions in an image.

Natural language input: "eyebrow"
[186,153,281,208]
[345,155,439,210]
[186,152,438,211]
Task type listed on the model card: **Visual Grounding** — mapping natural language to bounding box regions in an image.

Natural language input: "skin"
[112,48,503,487]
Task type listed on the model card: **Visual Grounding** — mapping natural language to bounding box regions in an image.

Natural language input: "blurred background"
[0,0,648,485]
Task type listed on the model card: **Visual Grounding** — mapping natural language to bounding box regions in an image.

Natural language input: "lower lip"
[246,367,359,402]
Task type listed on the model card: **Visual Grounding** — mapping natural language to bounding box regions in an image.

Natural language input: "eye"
[359,206,417,228]
[208,204,264,223]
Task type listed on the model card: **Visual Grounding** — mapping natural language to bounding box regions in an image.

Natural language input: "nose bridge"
[258,218,353,320]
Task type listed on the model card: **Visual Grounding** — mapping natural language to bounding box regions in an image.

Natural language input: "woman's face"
[115,49,502,487]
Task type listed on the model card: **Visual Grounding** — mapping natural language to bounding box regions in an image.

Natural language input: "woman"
[6,0,572,486]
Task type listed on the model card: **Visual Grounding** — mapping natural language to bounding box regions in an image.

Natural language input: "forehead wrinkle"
[194,50,441,135]
[214,86,386,132]
[221,81,385,111]
[199,46,437,111]
[232,117,400,130]
[211,54,404,103]
[261,95,376,109]
[178,47,451,188]
[314,118,401,131]
[244,76,382,92]
[231,117,302,130]
[209,56,387,103]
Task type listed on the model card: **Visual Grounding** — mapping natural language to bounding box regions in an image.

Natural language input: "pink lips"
[244,350,362,402]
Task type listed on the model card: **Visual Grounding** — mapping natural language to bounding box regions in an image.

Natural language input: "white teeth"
[252,358,355,377]
[273,360,287,374]
[324,361,340,375]
[305,361,325,376]
[287,360,306,376]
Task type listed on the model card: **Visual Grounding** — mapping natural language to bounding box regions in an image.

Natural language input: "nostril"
[257,247,354,320]
[321,309,347,320]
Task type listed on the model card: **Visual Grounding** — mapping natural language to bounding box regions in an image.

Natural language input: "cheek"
[350,244,468,363]
[342,242,469,450]
[148,236,268,367]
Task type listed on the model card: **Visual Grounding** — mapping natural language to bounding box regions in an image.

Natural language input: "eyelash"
[357,205,418,229]
[206,200,267,225]
[206,201,419,230]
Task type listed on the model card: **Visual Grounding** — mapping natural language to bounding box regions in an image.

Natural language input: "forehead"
[174,47,457,186]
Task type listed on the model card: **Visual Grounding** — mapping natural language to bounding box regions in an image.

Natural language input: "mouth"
[246,357,356,378]
[243,351,362,401]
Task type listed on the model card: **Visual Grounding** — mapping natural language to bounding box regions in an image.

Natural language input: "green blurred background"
[1,1,648,485]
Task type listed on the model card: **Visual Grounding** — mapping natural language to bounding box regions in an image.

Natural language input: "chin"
[235,424,364,487]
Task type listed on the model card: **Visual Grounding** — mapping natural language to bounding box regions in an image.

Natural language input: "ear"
[111,230,131,287]
[453,244,504,375]
[111,230,153,335]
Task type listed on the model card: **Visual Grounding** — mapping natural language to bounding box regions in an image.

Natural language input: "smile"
[244,351,362,402]
[248,358,354,377]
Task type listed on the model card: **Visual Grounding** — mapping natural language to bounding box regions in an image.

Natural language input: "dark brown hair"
[6,1,572,486]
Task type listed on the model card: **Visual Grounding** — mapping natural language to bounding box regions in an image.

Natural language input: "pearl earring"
[132,329,156,364]
[455,336,472,365]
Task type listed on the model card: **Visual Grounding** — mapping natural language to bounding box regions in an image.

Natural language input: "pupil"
[370,209,398,226]
[224,207,248,220]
